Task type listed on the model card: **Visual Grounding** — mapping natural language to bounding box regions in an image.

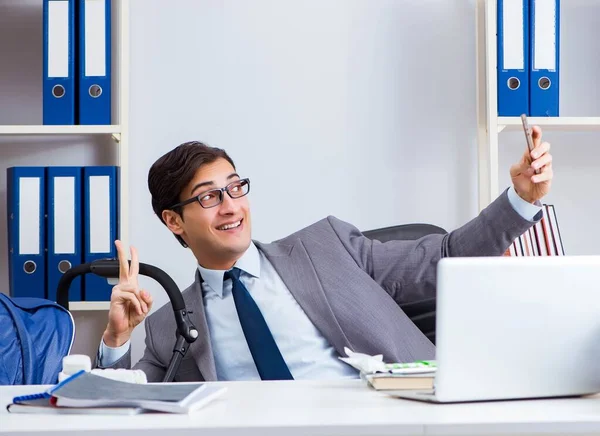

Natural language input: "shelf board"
[68,301,110,311]
[497,117,600,132]
[0,125,121,136]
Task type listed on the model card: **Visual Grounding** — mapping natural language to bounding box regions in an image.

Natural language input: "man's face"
[176,158,252,269]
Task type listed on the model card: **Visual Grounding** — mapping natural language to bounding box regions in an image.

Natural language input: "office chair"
[362,223,447,345]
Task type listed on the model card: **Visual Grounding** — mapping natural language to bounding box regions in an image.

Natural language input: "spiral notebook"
[11,372,83,407]
[7,403,143,415]
[11,370,227,414]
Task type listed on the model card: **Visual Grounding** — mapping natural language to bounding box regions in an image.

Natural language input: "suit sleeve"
[328,188,541,305]
[96,339,130,367]
[130,317,168,382]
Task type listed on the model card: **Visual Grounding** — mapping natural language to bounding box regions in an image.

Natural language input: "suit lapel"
[256,239,351,357]
[183,270,217,381]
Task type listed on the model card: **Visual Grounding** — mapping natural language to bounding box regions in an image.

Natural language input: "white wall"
[127,0,480,361]
[126,0,600,362]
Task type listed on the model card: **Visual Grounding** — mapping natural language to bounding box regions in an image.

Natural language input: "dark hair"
[148,141,236,247]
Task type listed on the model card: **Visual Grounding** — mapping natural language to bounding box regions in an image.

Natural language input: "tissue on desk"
[59,354,147,384]
[338,347,437,374]
[338,347,388,373]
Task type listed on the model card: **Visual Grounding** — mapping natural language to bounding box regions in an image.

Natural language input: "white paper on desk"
[338,347,437,375]
[338,347,388,373]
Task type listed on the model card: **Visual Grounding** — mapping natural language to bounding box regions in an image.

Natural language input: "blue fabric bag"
[0,294,74,385]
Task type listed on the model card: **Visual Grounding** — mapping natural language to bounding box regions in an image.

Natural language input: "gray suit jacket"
[103,189,539,382]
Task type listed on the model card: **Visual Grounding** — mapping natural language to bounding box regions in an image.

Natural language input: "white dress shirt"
[197,242,359,380]
[98,186,542,377]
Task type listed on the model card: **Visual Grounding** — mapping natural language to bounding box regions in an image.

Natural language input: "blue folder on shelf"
[529,0,560,117]
[78,0,112,125]
[43,0,76,125]
[47,167,83,303]
[7,167,47,299]
[83,166,118,301]
[497,0,529,116]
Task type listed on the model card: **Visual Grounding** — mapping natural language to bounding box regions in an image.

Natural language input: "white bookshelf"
[69,301,111,311]
[0,125,121,137]
[1,0,129,312]
[497,117,600,132]
[475,0,600,211]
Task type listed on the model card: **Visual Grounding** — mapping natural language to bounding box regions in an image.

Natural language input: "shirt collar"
[197,241,261,297]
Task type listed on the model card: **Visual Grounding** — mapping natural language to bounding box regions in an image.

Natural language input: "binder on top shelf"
[83,166,118,301]
[78,0,112,125]
[47,167,83,303]
[6,167,46,299]
[43,0,76,125]
[529,0,560,117]
[497,0,529,116]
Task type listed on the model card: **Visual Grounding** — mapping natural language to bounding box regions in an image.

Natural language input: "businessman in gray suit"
[97,127,554,382]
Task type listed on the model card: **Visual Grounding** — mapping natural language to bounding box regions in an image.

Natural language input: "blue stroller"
[0,260,198,385]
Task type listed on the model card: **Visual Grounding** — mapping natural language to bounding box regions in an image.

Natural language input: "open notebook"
[9,370,226,414]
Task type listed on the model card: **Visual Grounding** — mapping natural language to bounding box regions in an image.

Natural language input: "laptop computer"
[388,255,600,403]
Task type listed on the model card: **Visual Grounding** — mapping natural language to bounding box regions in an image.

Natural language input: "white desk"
[2,380,600,436]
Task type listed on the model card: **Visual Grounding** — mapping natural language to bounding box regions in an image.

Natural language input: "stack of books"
[362,369,435,391]
[505,204,565,256]
[339,348,436,391]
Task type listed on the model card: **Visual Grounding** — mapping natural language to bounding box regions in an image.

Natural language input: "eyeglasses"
[170,178,251,210]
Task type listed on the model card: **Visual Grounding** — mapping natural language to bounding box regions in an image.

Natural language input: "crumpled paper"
[338,347,437,374]
[338,347,389,373]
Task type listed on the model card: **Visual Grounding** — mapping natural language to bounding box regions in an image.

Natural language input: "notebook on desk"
[7,403,144,415]
[388,256,600,404]
[10,370,227,414]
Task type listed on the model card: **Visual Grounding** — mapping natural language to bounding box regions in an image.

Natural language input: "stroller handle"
[56,259,198,344]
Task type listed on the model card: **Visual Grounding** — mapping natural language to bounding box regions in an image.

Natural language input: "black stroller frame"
[56,259,199,383]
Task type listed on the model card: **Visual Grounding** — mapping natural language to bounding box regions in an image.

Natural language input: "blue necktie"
[224,268,294,380]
